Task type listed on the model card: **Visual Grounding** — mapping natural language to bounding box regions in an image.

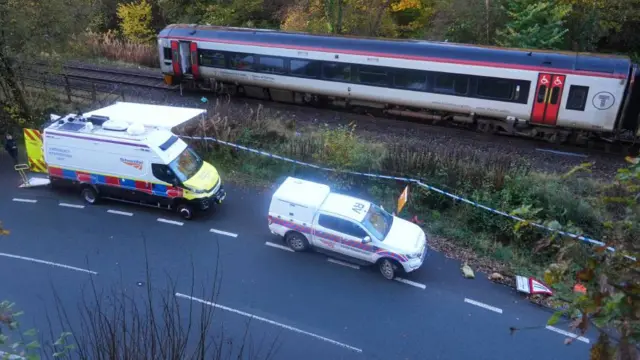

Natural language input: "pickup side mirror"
[362,236,371,244]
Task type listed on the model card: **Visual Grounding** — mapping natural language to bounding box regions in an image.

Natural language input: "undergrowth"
[78,31,159,68]
[179,98,606,276]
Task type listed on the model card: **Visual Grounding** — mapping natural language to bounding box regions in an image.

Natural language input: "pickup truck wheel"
[379,259,399,280]
[285,232,309,252]
[81,186,98,205]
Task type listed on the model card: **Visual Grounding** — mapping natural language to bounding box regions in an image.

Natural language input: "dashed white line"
[157,218,183,226]
[210,228,238,238]
[395,277,427,289]
[327,258,360,270]
[464,298,503,314]
[59,202,85,209]
[12,198,37,203]
[545,326,590,344]
[107,209,133,216]
[265,241,294,252]
[0,252,98,275]
[175,293,363,353]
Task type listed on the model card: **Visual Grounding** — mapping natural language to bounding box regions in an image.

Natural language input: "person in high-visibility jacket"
[3,133,18,165]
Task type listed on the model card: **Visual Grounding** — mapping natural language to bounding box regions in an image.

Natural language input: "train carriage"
[157,24,640,144]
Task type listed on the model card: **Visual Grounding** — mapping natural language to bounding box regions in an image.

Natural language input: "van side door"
[151,163,181,206]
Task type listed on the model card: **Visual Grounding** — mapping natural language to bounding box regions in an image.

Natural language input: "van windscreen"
[169,147,203,182]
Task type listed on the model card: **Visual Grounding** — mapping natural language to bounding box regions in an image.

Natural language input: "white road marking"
[175,293,363,353]
[395,277,427,289]
[210,228,238,238]
[265,241,294,252]
[59,202,85,209]
[107,209,133,216]
[157,218,183,226]
[464,298,503,314]
[12,198,37,203]
[327,258,360,270]
[545,326,590,344]
[0,252,98,275]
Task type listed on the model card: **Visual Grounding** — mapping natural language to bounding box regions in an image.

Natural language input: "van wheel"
[81,187,98,205]
[285,231,309,252]
[379,258,399,280]
[177,204,194,220]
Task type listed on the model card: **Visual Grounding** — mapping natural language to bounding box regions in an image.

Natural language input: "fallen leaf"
[564,337,574,345]
[462,263,475,279]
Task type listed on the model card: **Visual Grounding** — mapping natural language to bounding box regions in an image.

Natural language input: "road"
[0,153,593,360]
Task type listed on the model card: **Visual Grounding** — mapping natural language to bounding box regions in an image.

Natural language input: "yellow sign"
[397,185,409,214]
[23,128,47,173]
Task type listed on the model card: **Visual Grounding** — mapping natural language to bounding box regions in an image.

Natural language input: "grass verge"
[178,98,606,277]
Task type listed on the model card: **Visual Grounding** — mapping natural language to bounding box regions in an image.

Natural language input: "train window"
[257,56,285,74]
[477,78,514,101]
[550,87,560,104]
[434,73,468,95]
[566,85,589,111]
[199,50,226,68]
[358,65,388,86]
[163,47,172,61]
[394,70,427,91]
[322,62,351,82]
[536,85,547,103]
[229,53,255,71]
[290,59,320,78]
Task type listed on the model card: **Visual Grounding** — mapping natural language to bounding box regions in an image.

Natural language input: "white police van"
[268,177,428,280]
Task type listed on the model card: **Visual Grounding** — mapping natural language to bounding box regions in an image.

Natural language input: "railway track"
[19,61,640,157]
[23,62,176,90]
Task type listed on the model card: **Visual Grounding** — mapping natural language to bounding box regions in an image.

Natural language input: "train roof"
[159,24,632,79]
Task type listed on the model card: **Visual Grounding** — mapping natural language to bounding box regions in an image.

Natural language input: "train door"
[189,42,200,79]
[179,41,191,75]
[530,73,566,126]
[170,40,182,78]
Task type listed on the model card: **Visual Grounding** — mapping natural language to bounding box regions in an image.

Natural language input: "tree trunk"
[0,51,32,123]
[370,0,392,36]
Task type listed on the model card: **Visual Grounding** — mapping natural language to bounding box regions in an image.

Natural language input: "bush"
[83,31,159,68]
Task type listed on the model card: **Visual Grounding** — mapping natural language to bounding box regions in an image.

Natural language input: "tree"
[512,156,640,359]
[495,0,571,49]
[116,0,156,43]
[0,0,92,131]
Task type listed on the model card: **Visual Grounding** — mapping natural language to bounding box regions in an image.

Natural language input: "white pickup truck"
[268,177,428,280]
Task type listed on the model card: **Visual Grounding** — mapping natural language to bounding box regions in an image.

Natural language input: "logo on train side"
[592,91,615,110]
[120,158,144,170]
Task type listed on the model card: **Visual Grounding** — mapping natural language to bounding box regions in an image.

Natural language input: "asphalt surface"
[0,152,594,359]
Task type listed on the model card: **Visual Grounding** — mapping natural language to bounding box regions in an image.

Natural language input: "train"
[157,24,640,146]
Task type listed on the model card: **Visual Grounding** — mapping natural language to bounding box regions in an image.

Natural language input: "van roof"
[273,177,331,209]
[82,102,206,130]
[321,193,371,223]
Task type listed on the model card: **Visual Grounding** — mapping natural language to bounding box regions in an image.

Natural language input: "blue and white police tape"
[181,135,635,261]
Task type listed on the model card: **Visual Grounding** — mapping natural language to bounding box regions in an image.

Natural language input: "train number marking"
[592,91,615,110]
